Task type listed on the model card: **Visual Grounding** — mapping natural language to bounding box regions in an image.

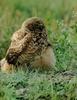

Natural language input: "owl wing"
[6,29,32,65]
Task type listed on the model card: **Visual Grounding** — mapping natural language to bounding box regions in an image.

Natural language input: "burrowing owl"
[0,17,56,72]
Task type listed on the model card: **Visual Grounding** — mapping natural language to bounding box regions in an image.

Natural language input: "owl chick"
[1,17,56,72]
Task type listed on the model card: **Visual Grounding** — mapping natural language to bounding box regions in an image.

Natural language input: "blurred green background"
[0,0,77,100]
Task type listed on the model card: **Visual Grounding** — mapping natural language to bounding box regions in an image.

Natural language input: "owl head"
[21,17,46,34]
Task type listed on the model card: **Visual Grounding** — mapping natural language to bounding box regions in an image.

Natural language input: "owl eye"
[27,24,34,31]
[35,24,44,31]
[39,24,44,31]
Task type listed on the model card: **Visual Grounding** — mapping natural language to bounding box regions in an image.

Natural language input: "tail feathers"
[0,58,15,73]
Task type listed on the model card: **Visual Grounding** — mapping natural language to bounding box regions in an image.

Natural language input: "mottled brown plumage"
[1,17,56,72]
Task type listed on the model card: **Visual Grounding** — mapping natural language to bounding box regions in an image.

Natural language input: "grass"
[0,0,77,99]
[0,70,77,100]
